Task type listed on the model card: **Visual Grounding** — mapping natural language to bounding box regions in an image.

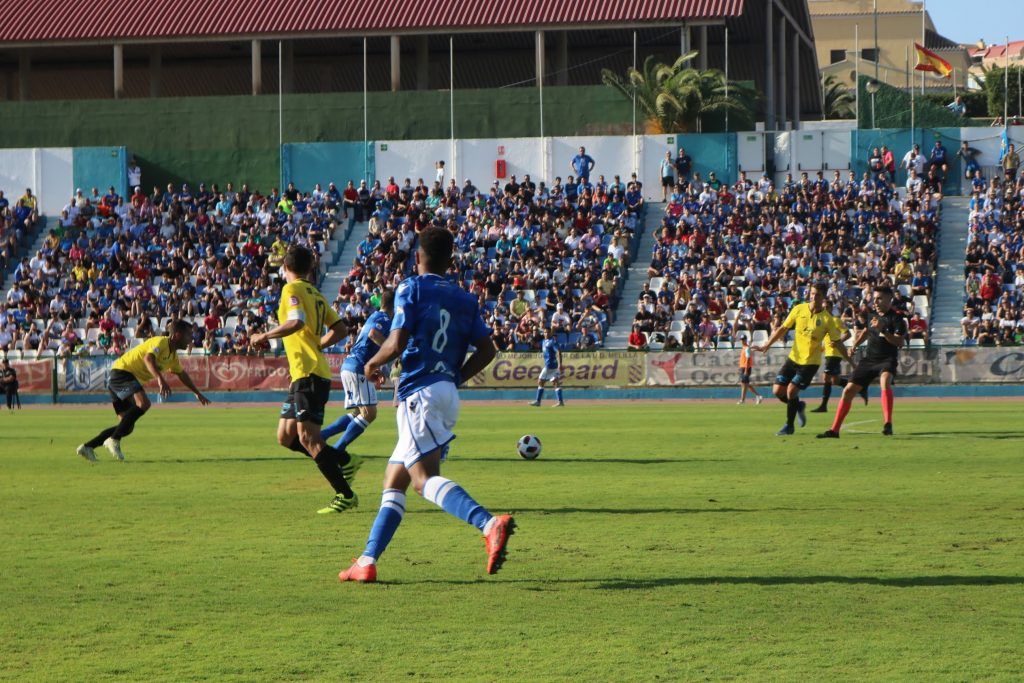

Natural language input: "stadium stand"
[1,172,645,359]
[633,167,941,352]
[961,173,1024,345]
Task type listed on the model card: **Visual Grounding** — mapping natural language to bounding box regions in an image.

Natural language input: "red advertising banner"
[11,360,53,392]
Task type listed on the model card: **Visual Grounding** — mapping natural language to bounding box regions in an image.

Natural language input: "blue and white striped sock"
[361,488,406,563]
[422,476,492,531]
[335,414,369,449]
[555,387,564,403]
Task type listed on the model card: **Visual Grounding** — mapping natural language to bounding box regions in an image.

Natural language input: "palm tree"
[601,54,755,133]
[821,73,855,119]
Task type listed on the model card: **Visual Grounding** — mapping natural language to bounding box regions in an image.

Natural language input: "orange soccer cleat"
[338,558,377,583]
[483,514,516,575]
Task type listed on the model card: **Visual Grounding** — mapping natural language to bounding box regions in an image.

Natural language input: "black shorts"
[280,375,331,425]
[107,369,144,414]
[823,356,843,377]
[739,370,752,384]
[775,359,819,390]
[661,175,675,188]
[850,358,898,388]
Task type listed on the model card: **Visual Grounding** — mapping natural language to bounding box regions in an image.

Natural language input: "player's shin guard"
[422,476,492,531]
[314,446,354,498]
[335,415,369,449]
[362,489,406,561]
[881,388,894,424]
[111,405,147,439]
[831,398,853,432]
[85,426,118,449]
[555,387,564,403]
[321,413,352,440]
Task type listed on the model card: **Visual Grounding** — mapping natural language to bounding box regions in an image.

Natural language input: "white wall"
[373,139,453,188]
[551,135,637,189]
[961,127,1024,179]
[0,147,73,216]
[459,137,544,190]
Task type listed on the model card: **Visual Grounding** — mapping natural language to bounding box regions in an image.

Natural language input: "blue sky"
[925,0,1019,46]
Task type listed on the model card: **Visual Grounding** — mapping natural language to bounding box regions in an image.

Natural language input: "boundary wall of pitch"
[7,347,1024,404]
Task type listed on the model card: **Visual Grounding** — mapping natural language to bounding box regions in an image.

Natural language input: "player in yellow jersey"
[77,320,210,462]
[754,283,850,436]
[811,314,868,413]
[251,246,358,514]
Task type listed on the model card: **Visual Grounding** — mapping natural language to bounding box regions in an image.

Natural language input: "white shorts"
[389,382,459,468]
[341,369,378,408]
[539,367,561,382]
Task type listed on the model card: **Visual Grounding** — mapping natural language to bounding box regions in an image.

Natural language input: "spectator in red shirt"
[627,324,648,351]
[907,312,929,342]
[979,270,1000,302]
[204,311,221,333]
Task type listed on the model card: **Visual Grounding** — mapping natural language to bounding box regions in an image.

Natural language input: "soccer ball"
[517,435,542,460]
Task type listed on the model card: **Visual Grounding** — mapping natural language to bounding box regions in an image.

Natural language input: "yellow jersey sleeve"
[782,303,803,330]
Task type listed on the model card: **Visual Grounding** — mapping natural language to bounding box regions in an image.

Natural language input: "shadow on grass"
[902,431,1024,439]
[127,456,735,465]
[388,575,1024,588]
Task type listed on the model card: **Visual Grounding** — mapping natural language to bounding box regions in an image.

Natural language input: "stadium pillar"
[251,40,263,95]
[281,41,294,95]
[17,52,30,101]
[556,31,568,86]
[390,35,401,92]
[792,38,800,130]
[415,36,429,90]
[698,26,708,69]
[149,46,162,98]
[765,1,776,131]
[777,18,787,129]
[113,44,125,99]
[680,25,691,55]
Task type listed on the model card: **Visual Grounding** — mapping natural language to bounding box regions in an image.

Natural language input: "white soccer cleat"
[736,400,745,405]
[103,437,125,461]
[756,396,763,405]
[76,444,98,463]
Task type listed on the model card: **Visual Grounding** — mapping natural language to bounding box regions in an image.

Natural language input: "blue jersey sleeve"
[392,281,416,332]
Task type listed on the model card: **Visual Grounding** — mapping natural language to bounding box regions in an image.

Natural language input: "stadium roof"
[0,0,745,46]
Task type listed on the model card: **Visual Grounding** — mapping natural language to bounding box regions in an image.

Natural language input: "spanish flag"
[914,43,953,78]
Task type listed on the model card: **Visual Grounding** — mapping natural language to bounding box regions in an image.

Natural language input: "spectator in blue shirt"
[929,141,948,179]
[571,146,595,182]
[947,95,966,117]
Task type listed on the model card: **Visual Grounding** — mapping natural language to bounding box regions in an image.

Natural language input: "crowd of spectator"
[961,155,1024,345]
[631,157,941,352]
[334,158,644,352]
[2,146,645,359]
[0,188,41,283]
[2,180,341,359]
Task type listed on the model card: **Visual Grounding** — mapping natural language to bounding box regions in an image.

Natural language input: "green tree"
[601,53,756,133]
[822,74,855,119]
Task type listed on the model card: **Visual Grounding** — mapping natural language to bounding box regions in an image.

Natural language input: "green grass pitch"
[1,399,1022,680]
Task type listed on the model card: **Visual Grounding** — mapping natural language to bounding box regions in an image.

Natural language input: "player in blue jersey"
[338,228,515,583]
[321,291,394,451]
[530,327,565,407]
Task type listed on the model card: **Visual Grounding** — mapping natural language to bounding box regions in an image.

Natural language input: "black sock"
[786,398,800,427]
[86,426,118,448]
[314,446,354,498]
[821,382,832,406]
[286,439,312,458]
[777,394,789,404]
[111,406,145,439]
[837,377,848,388]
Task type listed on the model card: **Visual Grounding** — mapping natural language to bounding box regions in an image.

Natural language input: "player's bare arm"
[144,353,171,399]
[175,370,211,405]
[318,319,349,350]
[365,328,408,378]
[251,318,303,345]
[459,336,497,385]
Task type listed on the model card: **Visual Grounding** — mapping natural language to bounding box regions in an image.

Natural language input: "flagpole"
[1006,35,1010,128]
[725,26,730,133]
[920,1,926,95]
[855,25,860,129]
